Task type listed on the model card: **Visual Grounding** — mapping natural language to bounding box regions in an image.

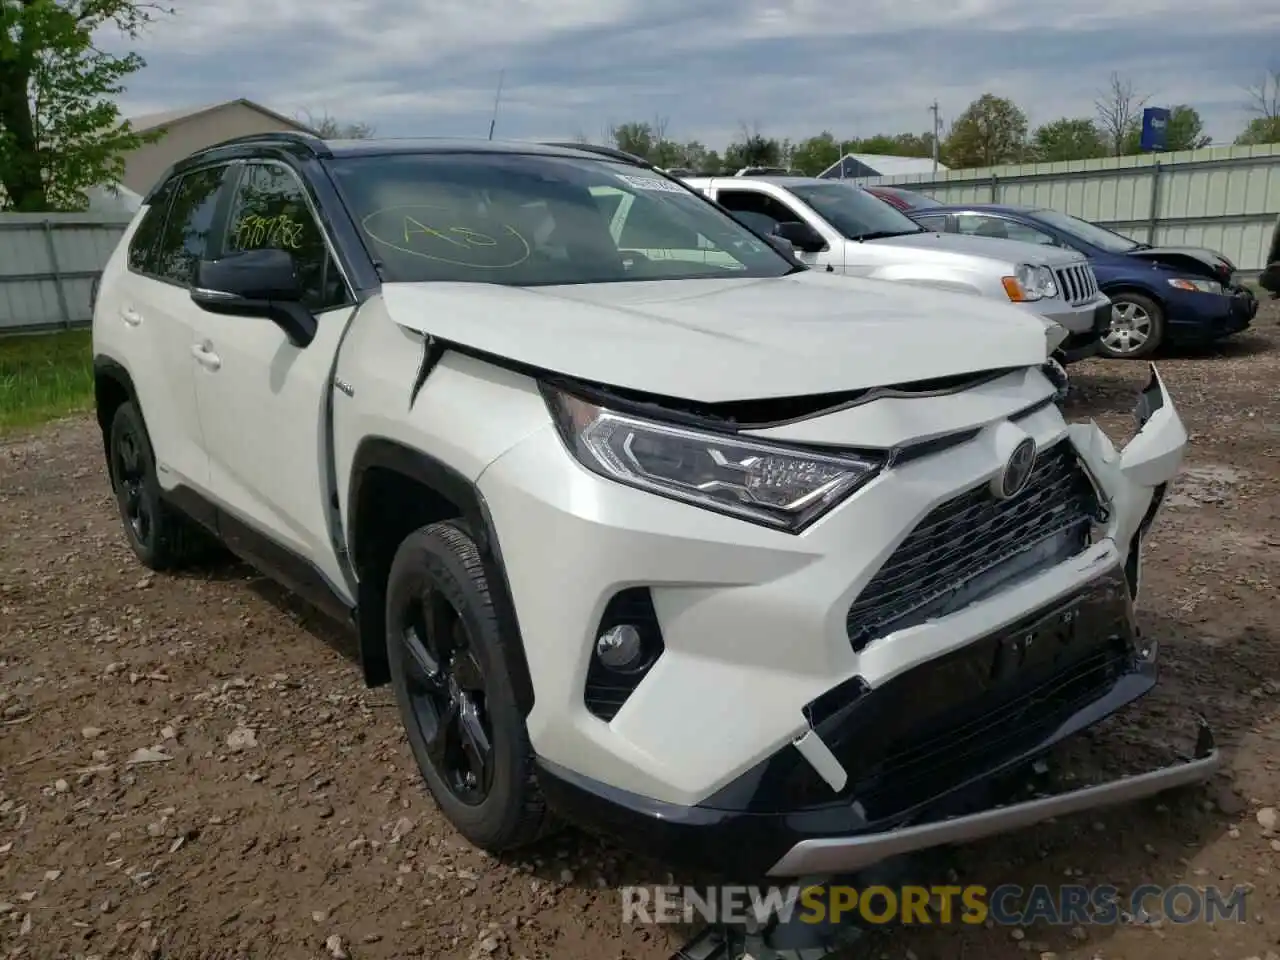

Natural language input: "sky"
[108,0,1280,150]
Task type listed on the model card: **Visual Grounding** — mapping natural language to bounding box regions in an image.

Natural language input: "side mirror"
[190,248,317,348]
[773,220,826,254]
[766,234,796,256]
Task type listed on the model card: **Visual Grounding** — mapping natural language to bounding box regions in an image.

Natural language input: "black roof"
[186,131,644,164]
[146,132,659,204]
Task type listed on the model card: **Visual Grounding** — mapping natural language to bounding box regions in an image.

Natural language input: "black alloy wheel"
[385,521,551,850]
[111,418,153,547]
[400,586,494,804]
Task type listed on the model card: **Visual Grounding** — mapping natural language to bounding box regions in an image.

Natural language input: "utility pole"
[928,101,941,175]
[487,70,505,140]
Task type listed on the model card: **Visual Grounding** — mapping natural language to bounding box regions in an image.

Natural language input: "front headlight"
[1168,277,1224,294]
[1003,264,1058,302]
[543,387,883,532]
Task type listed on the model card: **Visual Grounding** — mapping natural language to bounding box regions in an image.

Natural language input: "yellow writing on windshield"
[234,213,305,251]
[363,205,530,268]
[403,217,499,249]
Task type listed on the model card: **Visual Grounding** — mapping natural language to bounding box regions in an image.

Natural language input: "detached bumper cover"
[768,719,1219,877]
[538,568,1220,880]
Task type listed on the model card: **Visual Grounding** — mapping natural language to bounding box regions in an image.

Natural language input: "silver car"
[685,176,1111,363]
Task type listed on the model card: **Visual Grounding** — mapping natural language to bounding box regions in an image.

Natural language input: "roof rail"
[200,130,333,158]
[539,141,651,167]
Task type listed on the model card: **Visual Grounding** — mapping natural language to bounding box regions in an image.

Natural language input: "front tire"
[1098,292,1165,359]
[386,521,552,851]
[106,401,212,571]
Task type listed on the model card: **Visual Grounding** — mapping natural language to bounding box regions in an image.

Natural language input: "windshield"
[787,182,924,240]
[1031,209,1141,253]
[323,152,795,285]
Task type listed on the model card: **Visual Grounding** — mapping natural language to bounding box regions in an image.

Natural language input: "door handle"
[120,307,142,326]
[191,342,221,371]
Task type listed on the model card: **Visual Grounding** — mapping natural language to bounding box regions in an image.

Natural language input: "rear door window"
[152,165,234,285]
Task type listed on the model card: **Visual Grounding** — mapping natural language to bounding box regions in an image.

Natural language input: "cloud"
[109,0,1277,148]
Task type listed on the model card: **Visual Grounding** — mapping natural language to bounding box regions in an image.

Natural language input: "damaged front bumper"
[535,365,1217,881]
[767,718,1219,876]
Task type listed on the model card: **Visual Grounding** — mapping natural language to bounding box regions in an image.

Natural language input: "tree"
[298,109,374,139]
[605,116,681,164]
[789,131,843,176]
[1122,104,1211,153]
[854,132,935,158]
[723,121,783,170]
[0,0,167,212]
[1236,69,1280,145]
[675,140,720,173]
[1095,72,1148,156]
[1031,117,1106,162]
[1236,116,1280,145]
[607,120,656,159]
[943,94,1028,169]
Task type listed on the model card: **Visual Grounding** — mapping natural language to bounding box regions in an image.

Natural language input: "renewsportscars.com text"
[621,883,1249,927]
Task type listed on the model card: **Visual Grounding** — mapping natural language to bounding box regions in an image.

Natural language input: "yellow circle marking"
[361,205,530,268]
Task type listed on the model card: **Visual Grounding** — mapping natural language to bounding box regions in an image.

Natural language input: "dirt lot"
[2,303,1278,960]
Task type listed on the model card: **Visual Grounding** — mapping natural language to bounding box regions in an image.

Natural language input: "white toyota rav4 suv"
[92,133,1217,893]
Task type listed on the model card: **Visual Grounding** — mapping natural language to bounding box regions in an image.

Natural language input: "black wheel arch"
[347,437,536,716]
[93,356,143,461]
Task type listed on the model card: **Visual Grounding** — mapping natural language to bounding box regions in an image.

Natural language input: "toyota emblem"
[997,438,1038,499]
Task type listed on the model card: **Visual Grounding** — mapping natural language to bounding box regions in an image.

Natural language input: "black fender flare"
[347,437,536,715]
[92,355,143,457]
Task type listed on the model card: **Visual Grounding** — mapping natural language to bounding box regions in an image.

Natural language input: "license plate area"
[822,569,1136,777]
[988,595,1087,685]
[821,572,1138,816]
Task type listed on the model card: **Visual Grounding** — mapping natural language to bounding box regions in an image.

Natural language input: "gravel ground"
[2,302,1278,960]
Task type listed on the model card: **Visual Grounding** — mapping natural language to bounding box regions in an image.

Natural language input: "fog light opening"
[595,623,645,671]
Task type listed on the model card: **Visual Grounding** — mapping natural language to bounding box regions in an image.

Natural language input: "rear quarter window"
[127,180,177,274]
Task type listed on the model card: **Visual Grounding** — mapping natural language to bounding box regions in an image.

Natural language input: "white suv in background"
[685,175,1111,364]
[92,135,1216,928]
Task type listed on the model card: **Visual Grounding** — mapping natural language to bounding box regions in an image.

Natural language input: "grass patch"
[0,329,94,434]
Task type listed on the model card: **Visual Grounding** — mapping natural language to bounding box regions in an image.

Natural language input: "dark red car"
[863,185,944,212]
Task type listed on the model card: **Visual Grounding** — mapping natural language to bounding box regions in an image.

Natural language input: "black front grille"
[847,440,1099,650]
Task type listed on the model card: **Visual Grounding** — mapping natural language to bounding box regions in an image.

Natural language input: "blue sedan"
[906,204,1259,359]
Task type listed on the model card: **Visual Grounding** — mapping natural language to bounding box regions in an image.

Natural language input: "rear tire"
[386,520,553,851]
[1098,292,1164,359]
[107,401,215,571]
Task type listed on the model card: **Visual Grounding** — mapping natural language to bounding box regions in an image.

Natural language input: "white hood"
[380,270,1050,402]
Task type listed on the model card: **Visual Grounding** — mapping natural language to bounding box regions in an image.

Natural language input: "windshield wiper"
[850,229,924,241]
